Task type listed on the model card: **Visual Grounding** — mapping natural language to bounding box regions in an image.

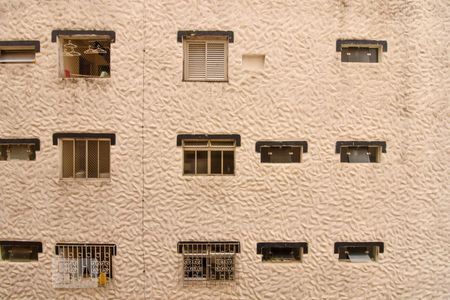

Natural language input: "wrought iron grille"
[52,243,116,288]
[179,242,239,283]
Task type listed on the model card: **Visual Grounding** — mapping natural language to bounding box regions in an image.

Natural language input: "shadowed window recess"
[335,242,384,263]
[257,242,308,262]
[0,40,40,63]
[177,241,240,283]
[178,134,240,175]
[336,141,386,163]
[0,241,42,262]
[256,141,308,163]
[336,39,387,63]
[52,30,115,78]
[0,138,40,161]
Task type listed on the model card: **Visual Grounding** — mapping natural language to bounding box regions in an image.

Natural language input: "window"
[177,241,240,282]
[335,242,384,263]
[183,39,228,81]
[336,141,386,163]
[0,41,40,63]
[53,132,115,180]
[178,31,233,82]
[60,139,110,179]
[341,47,378,63]
[0,139,40,161]
[336,39,387,63]
[52,30,115,78]
[52,243,116,288]
[177,134,240,175]
[256,141,307,163]
[257,242,308,263]
[0,241,42,262]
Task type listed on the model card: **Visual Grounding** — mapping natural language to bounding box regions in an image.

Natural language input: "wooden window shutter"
[185,40,227,81]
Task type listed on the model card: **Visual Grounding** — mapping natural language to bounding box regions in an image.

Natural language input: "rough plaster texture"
[0,0,449,299]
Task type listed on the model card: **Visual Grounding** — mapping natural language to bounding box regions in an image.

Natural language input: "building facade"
[0,0,449,299]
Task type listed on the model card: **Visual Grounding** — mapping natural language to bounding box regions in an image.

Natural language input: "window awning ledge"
[334,242,384,254]
[52,133,116,145]
[336,39,387,52]
[255,141,308,153]
[336,141,386,153]
[0,138,40,151]
[0,40,40,52]
[177,30,234,43]
[51,30,116,43]
[177,134,240,147]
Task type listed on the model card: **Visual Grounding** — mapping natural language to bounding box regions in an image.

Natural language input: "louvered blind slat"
[206,43,225,80]
[185,40,227,81]
[186,43,206,80]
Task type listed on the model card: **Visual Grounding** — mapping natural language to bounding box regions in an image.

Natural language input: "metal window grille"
[61,138,111,179]
[52,243,116,288]
[59,37,111,78]
[180,242,239,283]
[182,140,235,175]
[183,39,228,81]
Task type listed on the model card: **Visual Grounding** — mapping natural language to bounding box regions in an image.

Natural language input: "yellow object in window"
[98,272,108,286]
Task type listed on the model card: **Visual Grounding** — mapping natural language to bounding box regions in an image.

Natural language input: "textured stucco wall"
[0,0,449,299]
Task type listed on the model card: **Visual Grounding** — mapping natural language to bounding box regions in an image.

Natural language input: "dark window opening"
[335,242,384,263]
[340,146,380,163]
[341,47,378,63]
[0,241,42,262]
[59,38,111,78]
[261,146,301,163]
[257,242,308,263]
[0,144,36,161]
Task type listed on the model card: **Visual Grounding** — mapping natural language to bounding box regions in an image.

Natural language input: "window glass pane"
[98,141,110,178]
[0,245,39,262]
[341,47,378,63]
[0,145,7,160]
[210,141,234,147]
[88,140,99,178]
[8,145,34,160]
[347,147,370,163]
[223,151,234,174]
[184,151,195,174]
[261,147,301,163]
[211,151,222,174]
[74,140,86,178]
[62,140,74,178]
[196,151,208,174]
[183,140,208,147]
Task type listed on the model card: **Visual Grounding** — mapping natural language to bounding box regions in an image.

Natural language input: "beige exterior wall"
[0,0,449,299]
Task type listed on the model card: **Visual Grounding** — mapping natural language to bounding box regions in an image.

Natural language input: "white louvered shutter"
[186,42,206,80]
[206,42,226,81]
[185,40,227,81]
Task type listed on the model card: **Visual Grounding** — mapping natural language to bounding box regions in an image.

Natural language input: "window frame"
[260,145,303,163]
[183,37,229,82]
[0,241,42,262]
[59,137,111,181]
[57,35,112,79]
[335,242,384,263]
[182,139,236,176]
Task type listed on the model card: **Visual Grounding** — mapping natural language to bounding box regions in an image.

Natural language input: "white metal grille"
[184,39,227,81]
[52,244,116,288]
[61,138,110,179]
[180,242,239,283]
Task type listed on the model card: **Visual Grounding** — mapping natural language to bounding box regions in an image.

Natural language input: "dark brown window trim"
[177,241,240,253]
[336,39,387,52]
[177,30,234,43]
[176,134,241,147]
[51,30,116,43]
[255,141,308,153]
[52,133,116,145]
[335,141,386,153]
[256,242,308,254]
[55,243,117,255]
[0,241,43,252]
[334,242,384,254]
[0,138,40,151]
[0,40,40,52]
